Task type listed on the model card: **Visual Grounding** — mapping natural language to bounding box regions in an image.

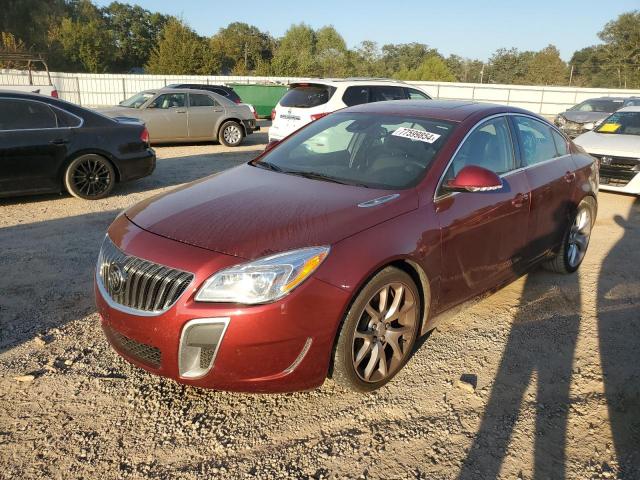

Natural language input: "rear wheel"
[218,121,244,147]
[64,154,115,200]
[543,197,595,273]
[332,267,421,392]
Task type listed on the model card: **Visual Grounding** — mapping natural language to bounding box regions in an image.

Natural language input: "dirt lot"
[0,127,638,479]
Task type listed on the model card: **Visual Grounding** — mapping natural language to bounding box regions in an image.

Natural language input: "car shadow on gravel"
[597,199,640,476]
[458,198,640,479]
[0,209,120,355]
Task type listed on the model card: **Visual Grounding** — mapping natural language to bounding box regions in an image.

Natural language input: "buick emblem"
[107,263,127,294]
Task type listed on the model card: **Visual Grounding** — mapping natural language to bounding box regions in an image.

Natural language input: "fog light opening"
[178,318,229,379]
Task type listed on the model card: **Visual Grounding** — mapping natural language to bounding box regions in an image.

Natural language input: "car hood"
[561,111,609,124]
[124,164,418,259]
[574,131,640,157]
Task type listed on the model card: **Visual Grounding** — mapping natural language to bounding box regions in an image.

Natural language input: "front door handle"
[49,138,69,145]
[512,192,529,208]
[175,109,187,114]
[564,171,576,183]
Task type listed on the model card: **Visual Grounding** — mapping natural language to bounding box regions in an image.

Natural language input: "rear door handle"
[49,138,69,145]
[512,193,529,208]
[564,171,576,183]
[175,109,187,114]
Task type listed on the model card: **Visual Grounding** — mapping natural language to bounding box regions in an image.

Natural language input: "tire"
[332,267,421,392]
[543,197,596,274]
[64,154,115,200]
[218,121,244,147]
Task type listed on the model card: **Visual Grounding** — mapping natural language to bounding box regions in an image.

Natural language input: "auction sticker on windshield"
[392,127,441,143]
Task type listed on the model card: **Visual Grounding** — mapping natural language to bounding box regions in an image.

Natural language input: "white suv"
[268,79,431,142]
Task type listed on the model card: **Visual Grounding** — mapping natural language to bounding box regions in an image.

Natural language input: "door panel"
[435,116,531,312]
[511,116,575,259]
[142,93,188,141]
[187,93,224,139]
[0,129,69,194]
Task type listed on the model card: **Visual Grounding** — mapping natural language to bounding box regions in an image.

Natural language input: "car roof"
[289,78,410,88]
[342,100,538,123]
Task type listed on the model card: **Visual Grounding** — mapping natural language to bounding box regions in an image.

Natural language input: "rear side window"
[406,88,431,100]
[0,99,58,130]
[189,94,216,107]
[512,116,559,166]
[211,88,228,97]
[54,107,82,127]
[370,86,407,102]
[342,86,370,106]
[280,85,335,108]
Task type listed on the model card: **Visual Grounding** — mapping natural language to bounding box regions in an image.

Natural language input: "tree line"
[1,0,639,88]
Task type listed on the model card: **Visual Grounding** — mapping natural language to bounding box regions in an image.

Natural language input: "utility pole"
[244,43,248,72]
[569,65,574,85]
[480,63,485,84]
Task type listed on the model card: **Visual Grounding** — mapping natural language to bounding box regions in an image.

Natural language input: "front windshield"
[254,112,455,189]
[571,99,623,113]
[120,92,154,108]
[596,111,640,135]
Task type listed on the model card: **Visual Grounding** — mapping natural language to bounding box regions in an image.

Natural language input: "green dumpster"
[229,84,288,118]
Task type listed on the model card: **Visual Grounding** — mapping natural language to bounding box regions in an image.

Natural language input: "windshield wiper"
[253,160,283,172]
[286,170,370,188]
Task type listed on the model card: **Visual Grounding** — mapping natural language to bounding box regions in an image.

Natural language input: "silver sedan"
[98,88,258,146]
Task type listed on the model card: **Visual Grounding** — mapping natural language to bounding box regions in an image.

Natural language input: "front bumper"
[95,215,351,392]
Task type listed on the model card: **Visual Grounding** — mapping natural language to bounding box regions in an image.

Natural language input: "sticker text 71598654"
[391,127,441,144]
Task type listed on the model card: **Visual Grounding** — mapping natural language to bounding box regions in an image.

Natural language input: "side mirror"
[265,140,280,152]
[444,165,503,192]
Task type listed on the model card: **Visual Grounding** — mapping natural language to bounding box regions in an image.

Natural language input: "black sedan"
[0,92,155,200]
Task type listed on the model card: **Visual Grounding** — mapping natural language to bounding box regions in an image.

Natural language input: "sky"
[94,0,639,61]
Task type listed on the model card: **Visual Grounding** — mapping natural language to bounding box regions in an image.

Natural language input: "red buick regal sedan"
[95,101,598,393]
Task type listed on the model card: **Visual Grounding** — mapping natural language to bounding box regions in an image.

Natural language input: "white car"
[268,79,431,143]
[574,106,640,195]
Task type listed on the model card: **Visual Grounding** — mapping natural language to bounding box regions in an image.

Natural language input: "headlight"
[556,115,566,126]
[195,247,330,304]
[583,122,595,130]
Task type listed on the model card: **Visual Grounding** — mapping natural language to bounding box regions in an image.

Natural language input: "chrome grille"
[97,236,194,314]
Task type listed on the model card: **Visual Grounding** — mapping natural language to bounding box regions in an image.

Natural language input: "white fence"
[2,69,640,117]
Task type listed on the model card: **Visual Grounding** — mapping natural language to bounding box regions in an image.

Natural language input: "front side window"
[189,94,216,107]
[120,92,154,108]
[0,99,58,130]
[513,116,559,166]
[595,111,640,136]
[148,93,186,109]
[255,112,455,189]
[279,85,335,108]
[371,86,407,102]
[444,117,515,183]
[342,86,370,107]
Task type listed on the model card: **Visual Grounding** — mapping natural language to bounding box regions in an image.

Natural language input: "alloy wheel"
[567,205,592,268]
[223,125,242,145]
[71,157,112,197]
[352,282,418,383]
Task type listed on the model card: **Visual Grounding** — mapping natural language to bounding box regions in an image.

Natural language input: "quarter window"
[551,129,569,156]
[444,116,515,183]
[513,116,559,166]
[342,86,370,106]
[0,99,58,130]
[406,88,431,100]
[189,94,216,107]
[148,93,186,109]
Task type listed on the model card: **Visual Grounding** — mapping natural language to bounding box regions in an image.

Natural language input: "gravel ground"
[0,127,639,479]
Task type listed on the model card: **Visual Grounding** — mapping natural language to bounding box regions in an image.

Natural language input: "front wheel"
[543,197,595,273]
[64,154,115,200]
[332,267,421,392]
[218,121,244,147]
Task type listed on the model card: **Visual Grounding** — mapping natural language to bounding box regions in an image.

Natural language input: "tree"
[380,43,438,76]
[103,2,171,72]
[48,0,116,73]
[598,10,640,88]
[446,55,485,83]
[315,26,350,77]
[487,48,533,84]
[525,45,567,86]
[0,32,27,68]
[270,23,318,76]
[146,19,216,75]
[395,55,456,81]
[210,22,275,75]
